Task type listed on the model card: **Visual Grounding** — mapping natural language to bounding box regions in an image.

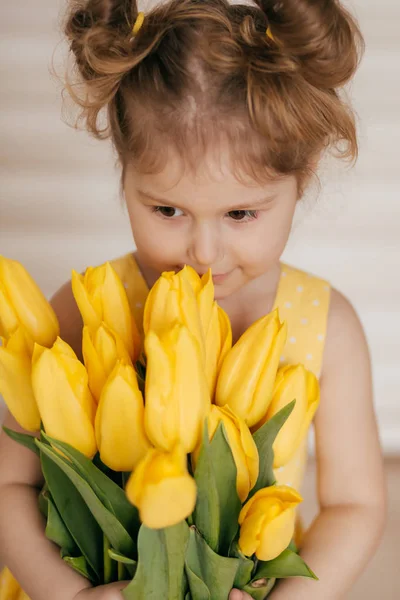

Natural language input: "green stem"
[118,561,125,581]
[103,535,113,584]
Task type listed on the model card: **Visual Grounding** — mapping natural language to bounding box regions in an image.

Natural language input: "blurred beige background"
[1,0,399,598]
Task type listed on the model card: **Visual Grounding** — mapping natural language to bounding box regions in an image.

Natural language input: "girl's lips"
[211,272,231,284]
[175,266,232,283]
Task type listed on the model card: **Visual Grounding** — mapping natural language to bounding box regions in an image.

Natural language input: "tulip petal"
[101,263,136,358]
[139,474,197,529]
[0,281,19,338]
[0,257,59,347]
[71,270,101,330]
[145,326,208,453]
[0,341,40,432]
[126,446,196,529]
[257,507,297,561]
[95,363,150,471]
[82,326,107,402]
[0,566,21,600]
[32,348,97,458]
[216,310,286,427]
[207,405,259,503]
[238,508,265,557]
[196,270,214,333]
[269,366,309,468]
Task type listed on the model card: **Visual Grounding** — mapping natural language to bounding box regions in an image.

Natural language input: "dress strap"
[273,263,331,378]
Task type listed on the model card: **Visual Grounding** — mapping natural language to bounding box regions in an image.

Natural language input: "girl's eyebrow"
[137,189,277,210]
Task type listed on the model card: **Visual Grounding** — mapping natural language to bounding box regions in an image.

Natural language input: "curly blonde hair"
[63,0,365,194]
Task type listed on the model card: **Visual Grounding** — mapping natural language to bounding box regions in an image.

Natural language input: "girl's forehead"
[125,151,294,198]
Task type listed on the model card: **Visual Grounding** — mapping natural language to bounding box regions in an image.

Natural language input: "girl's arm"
[265,289,387,600]
[0,281,125,599]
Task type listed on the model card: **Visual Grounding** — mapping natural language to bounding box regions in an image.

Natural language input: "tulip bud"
[144,324,209,453]
[0,328,41,432]
[205,405,259,502]
[256,365,320,468]
[126,445,197,529]
[32,338,97,458]
[71,263,140,362]
[215,309,287,427]
[239,485,302,561]
[0,567,20,600]
[82,323,132,403]
[0,256,59,347]
[95,362,151,471]
[185,267,214,335]
[204,303,232,397]
[143,269,204,357]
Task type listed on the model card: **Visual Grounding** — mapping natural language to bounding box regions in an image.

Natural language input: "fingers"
[229,590,254,600]
[229,590,244,600]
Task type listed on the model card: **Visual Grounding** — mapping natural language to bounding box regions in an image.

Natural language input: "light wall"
[1,1,399,451]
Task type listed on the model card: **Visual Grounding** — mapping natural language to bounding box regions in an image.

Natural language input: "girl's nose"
[187,222,223,267]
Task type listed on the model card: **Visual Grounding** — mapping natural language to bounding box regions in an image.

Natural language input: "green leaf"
[185,562,211,600]
[46,494,78,556]
[251,549,318,580]
[108,548,136,566]
[123,521,189,600]
[36,440,136,560]
[185,527,239,600]
[251,401,296,495]
[2,426,39,456]
[40,452,103,582]
[63,556,92,580]
[230,542,254,589]
[242,577,276,600]
[194,422,241,554]
[41,433,140,543]
[38,486,49,518]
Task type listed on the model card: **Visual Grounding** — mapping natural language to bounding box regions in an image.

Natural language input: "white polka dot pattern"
[272,263,330,495]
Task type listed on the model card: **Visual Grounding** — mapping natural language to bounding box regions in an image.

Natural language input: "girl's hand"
[74,581,130,600]
[229,589,253,600]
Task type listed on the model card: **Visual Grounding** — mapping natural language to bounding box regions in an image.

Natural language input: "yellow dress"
[1,254,330,597]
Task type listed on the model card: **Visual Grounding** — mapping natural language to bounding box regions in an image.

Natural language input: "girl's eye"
[153,206,184,218]
[227,210,258,222]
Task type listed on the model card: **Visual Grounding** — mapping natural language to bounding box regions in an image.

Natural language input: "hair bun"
[255,0,365,90]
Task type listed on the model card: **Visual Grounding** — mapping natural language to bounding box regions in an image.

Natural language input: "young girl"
[0,0,386,599]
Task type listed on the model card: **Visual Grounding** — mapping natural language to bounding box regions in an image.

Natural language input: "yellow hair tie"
[266,26,275,42]
[132,12,145,36]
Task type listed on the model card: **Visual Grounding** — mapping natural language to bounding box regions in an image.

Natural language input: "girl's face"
[124,152,299,300]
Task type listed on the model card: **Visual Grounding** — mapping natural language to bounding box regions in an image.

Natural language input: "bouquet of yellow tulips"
[0,256,319,600]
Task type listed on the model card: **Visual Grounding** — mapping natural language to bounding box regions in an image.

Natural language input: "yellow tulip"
[95,362,151,471]
[206,405,259,502]
[0,566,21,600]
[71,263,140,362]
[239,485,302,561]
[255,365,320,468]
[17,591,30,600]
[31,338,97,458]
[0,328,40,432]
[186,267,215,335]
[144,324,209,453]
[0,256,59,347]
[143,268,204,357]
[126,445,197,529]
[204,303,232,397]
[82,323,132,402]
[215,309,287,428]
